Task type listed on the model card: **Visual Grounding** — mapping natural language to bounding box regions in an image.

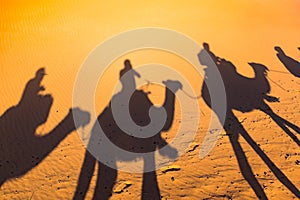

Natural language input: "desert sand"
[1,1,299,199]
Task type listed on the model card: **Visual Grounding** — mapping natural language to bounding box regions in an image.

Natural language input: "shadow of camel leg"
[227,121,268,199]
[277,117,300,134]
[142,154,161,200]
[93,161,117,200]
[73,150,96,200]
[224,111,267,199]
[260,105,300,146]
[0,178,4,188]
[238,120,300,198]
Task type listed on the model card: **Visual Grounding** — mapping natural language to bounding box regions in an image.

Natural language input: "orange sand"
[0,1,299,199]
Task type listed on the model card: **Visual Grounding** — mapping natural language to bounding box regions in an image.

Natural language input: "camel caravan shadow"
[73,60,181,200]
[199,43,300,200]
[275,46,300,78]
[0,68,90,187]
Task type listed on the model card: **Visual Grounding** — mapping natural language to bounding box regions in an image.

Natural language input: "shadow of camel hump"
[74,60,180,200]
[0,68,90,187]
[275,46,300,78]
[199,43,300,199]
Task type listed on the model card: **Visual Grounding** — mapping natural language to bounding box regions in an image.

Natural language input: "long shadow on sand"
[0,68,90,187]
[199,43,300,199]
[73,60,181,200]
[275,46,300,78]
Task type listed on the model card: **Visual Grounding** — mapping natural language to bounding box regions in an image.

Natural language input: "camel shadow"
[199,43,300,199]
[0,68,90,187]
[73,60,180,200]
[275,46,300,78]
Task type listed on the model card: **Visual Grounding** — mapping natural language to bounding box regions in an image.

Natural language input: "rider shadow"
[0,68,90,187]
[199,43,300,199]
[275,46,300,78]
[73,60,181,200]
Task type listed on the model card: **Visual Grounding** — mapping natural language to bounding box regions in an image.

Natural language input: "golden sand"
[1,1,299,199]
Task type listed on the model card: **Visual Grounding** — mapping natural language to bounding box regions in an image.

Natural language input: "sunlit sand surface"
[0,1,299,199]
